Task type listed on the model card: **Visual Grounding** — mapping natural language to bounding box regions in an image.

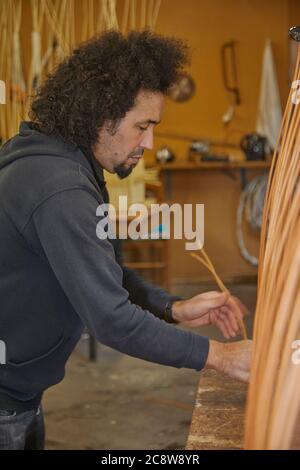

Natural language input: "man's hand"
[205,339,252,383]
[172,291,247,338]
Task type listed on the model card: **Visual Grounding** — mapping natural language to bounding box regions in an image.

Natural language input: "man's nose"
[140,128,154,150]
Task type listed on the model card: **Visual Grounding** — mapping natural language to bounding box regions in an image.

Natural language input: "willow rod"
[191,250,248,340]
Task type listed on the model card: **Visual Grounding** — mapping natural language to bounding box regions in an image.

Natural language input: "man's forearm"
[122,266,180,320]
[205,339,252,383]
[205,340,225,370]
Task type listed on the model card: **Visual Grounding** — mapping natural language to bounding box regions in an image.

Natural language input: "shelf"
[124,262,166,270]
[158,160,271,171]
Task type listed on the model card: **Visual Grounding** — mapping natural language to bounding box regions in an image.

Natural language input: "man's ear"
[96,119,120,140]
[107,119,121,136]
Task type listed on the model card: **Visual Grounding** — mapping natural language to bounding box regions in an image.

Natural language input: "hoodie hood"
[0,121,105,187]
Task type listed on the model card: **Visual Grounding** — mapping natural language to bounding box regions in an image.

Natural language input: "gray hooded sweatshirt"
[0,122,209,409]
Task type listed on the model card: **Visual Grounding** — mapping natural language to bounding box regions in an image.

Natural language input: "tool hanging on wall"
[167,72,196,102]
[221,41,241,126]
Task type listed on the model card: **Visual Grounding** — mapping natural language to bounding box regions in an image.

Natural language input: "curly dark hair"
[29,30,189,154]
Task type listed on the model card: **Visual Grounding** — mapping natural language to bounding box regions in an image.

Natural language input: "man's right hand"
[205,339,252,383]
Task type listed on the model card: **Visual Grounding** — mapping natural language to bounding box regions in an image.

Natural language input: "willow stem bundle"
[121,0,162,33]
[244,44,300,450]
[1,0,163,141]
[191,249,248,340]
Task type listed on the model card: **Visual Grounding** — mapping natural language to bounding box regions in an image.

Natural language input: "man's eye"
[138,126,148,131]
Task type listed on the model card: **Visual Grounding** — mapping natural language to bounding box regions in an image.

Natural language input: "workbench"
[159,160,271,199]
[186,369,247,450]
[186,369,300,450]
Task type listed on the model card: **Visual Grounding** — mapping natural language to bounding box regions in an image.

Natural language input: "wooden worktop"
[186,369,247,450]
[186,369,300,450]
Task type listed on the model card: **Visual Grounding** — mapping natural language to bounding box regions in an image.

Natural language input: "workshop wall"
[150,0,293,164]
[17,0,300,287]
[19,0,296,160]
[149,0,299,288]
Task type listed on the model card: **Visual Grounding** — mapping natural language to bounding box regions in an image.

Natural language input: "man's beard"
[114,163,134,179]
[114,150,144,179]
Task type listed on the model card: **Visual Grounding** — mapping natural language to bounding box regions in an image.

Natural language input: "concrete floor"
[43,284,256,450]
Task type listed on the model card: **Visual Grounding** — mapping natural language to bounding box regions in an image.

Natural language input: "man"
[0,30,251,450]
